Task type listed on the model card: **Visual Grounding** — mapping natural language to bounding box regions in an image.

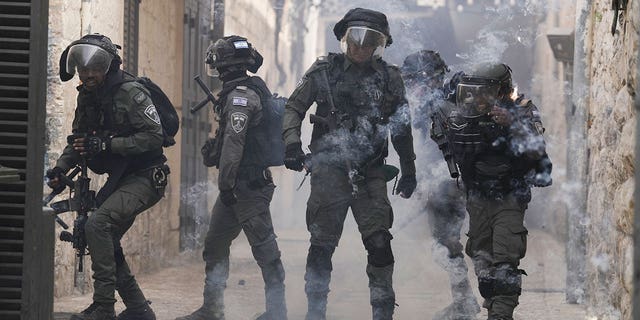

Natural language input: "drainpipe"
[565,0,592,304]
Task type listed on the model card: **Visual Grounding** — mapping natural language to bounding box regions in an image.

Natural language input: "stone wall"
[47,0,185,298]
[582,1,637,319]
[531,1,638,319]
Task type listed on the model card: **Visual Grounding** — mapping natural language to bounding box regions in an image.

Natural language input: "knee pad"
[306,245,335,272]
[251,238,281,267]
[364,230,394,267]
[478,263,525,299]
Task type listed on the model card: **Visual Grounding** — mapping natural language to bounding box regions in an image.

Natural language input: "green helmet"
[205,35,263,76]
[456,63,513,117]
[59,33,122,82]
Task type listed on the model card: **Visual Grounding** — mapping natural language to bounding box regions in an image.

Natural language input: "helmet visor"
[456,84,500,117]
[340,27,387,60]
[65,44,113,77]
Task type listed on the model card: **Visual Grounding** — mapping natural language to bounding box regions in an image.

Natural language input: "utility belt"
[237,167,273,189]
[467,177,530,203]
[135,163,170,189]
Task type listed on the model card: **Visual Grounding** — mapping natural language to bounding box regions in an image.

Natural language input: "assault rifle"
[430,108,459,179]
[309,69,363,198]
[44,157,96,274]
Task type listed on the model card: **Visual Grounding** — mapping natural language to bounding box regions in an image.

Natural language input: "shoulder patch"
[232,97,248,107]
[236,86,248,92]
[133,91,147,104]
[144,105,161,125]
[230,112,248,133]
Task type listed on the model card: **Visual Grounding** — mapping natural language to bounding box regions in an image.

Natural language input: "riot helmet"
[401,50,449,88]
[59,34,122,82]
[205,35,263,77]
[333,8,392,64]
[456,63,513,117]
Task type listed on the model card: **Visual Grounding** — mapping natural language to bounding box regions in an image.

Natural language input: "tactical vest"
[75,71,164,174]
[216,77,273,169]
[310,53,397,166]
[446,102,518,189]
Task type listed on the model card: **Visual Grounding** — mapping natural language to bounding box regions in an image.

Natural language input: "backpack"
[135,77,179,147]
[243,77,286,167]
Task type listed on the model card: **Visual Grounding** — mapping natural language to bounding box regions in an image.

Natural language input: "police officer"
[401,50,480,320]
[283,8,417,320]
[431,63,552,320]
[175,36,287,320]
[46,34,168,320]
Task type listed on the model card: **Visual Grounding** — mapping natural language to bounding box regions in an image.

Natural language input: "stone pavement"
[55,224,586,320]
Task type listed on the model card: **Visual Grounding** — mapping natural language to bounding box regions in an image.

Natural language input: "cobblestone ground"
[55,226,586,320]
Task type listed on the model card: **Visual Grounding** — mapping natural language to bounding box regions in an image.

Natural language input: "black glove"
[72,134,110,157]
[532,155,553,187]
[84,135,110,157]
[45,167,65,191]
[395,174,417,198]
[284,143,306,172]
[219,189,237,206]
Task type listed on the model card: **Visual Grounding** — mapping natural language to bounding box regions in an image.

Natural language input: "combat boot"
[70,302,116,320]
[175,288,225,320]
[371,303,394,320]
[305,292,328,320]
[117,300,156,320]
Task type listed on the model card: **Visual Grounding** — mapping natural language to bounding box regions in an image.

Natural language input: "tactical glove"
[284,143,306,172]
[72,134,111,157]
[532,155,553,187]
[395,174,417,199]
[219,189,237,206]
[45,167,66,192]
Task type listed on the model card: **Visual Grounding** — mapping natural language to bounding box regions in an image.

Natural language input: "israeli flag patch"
[233,41,249,49]
[144,105,161,125]
[232,97,248,107]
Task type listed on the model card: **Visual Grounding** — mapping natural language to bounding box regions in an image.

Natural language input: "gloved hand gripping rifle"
[430,109,459,179]
[44,155,96,274]
[309,69,363,198]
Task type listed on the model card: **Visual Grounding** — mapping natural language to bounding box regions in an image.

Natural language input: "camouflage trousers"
[85,171,165,309]
[465,191,528,319]
[305,164,395,310]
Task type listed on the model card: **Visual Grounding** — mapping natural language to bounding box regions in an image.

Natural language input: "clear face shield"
[65,44,113,78]
[340,27,387,64]
[456,83,500,117]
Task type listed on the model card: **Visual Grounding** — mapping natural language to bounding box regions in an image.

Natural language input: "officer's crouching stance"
[431,63,552,320]
[176,36,287,320]
[46,34,168,320]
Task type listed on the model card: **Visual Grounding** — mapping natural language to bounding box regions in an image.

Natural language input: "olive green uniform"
[196,82,286,319]
[436,97,549,319]
[55,73,167,311]
[283,53,416,316]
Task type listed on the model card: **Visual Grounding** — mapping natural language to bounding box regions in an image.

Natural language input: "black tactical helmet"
[59,33,122,82]
[333,8,392,46]
[205,35,263,74]
[401,50,449,81]
[460,63,513,96]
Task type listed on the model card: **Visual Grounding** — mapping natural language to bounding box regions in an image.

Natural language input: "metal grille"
[123,0,140,76]
[179,0,215,250]
[0,2,31,318]
[0,0,51,319]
